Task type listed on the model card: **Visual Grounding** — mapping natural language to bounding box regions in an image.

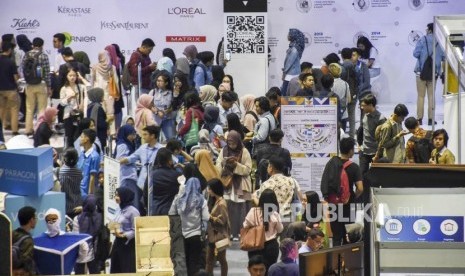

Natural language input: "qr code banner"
[103,156,121,225]
[225,14,267,54]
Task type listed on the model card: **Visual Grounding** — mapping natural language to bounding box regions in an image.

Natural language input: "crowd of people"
[2,22,457,276]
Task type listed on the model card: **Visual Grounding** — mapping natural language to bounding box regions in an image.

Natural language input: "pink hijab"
[135,94,154,129]
[219,82,231,92]
[104,45,120,71]
[34,107,58,132]
[240,94,256,113]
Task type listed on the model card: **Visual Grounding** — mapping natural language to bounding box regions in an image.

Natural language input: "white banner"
[2,0,465,104]
[103,156,120,225]
[281,97,338,195]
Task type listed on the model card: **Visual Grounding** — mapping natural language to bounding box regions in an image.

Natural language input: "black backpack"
[12,235,30,269]
[23,52,42,84]
[420,37,434,81]
[411,131,434,163]
[121,62,132,91]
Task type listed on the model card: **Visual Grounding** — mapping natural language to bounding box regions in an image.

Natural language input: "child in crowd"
[59,147,83,219]
[430,128,455,164]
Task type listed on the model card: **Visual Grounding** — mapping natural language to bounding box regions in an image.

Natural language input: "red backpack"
[326,160,352,204]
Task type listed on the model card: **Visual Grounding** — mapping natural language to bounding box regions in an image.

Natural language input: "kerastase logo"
[11,18,40,31]
[100,21,149,30]
[168,7,206,18]
[57,6,91,17]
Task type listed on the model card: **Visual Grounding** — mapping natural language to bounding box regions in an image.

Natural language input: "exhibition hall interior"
[1,0,465,275]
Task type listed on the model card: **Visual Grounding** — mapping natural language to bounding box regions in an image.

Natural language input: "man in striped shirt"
[59,147,83,218]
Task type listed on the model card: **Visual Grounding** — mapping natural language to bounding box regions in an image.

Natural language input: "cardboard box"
[0,147,54,196]
[4,191,66,236]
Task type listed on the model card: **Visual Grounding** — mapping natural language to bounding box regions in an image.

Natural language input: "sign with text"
[0,147,54,196]
[103,156,120,225]
[281,97,338,194]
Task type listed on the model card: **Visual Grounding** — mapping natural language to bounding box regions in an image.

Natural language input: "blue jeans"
[281,81,289,96]
[160,118,175,141]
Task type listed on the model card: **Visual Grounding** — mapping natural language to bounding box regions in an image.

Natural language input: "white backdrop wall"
[1,0,465,104]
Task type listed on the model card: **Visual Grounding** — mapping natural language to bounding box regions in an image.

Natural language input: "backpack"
[321,157,352,204]
[12,235,30,269]
[23,52,42,85]
[420,37,433,81]
[255,148,286,186]
[121,62,132,91]
[189,60,208,88]
[411,131,434,163]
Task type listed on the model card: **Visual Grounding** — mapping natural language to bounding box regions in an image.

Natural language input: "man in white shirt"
[298,228,325,254]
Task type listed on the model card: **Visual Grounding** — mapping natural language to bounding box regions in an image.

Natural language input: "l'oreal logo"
[168,7,206,15]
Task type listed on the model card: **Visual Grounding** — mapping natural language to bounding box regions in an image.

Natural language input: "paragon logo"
[57,6,91,17]
[296,0,311,13]
[168,7,206,18]
[11,18,40,31]
[352,0,370,12]
[166,36,206,43]
[3,168,36,181]
[409,0,425,10]
[100,21,149,30]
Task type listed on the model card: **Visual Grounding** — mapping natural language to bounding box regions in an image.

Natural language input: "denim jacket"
[413,34,443,75]
[283,47,301,76]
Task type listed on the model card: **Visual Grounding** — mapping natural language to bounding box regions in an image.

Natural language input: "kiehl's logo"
[11,18,40,30]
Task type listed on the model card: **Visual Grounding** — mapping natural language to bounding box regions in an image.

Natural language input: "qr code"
[108,175,118,200]
[226,15,265,54]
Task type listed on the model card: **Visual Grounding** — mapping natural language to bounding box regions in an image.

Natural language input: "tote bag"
[184,109,199,147]
[240,208,266,251]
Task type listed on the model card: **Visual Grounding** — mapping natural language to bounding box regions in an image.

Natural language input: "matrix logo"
[352,0,370,12]
[409,0,425,10]
[296,0,311,13]
[166,36,206,43]
[57,6,91,17]
[168,7,206,18]
[408,30,423,46]
[11,18,40,31]
[353,31,369,45]
[63,32,96,46]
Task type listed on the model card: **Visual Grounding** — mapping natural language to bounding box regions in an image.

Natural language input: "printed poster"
[103,156,120,225]
[281,97,338,194]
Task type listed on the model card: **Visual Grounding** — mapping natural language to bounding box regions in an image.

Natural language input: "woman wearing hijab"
[282,28,305,95]
[240,94,258,133]
[178,92,204,142]
[73,195,102,274]
[92,51,118,135]
[114,124,142,213]
[194,149,220,183]
[169,177,210,276]
[134,94,156,139]
[87,87,108,149]
[202,105,224,145]
[215,130,253,241]
[189,130,220,162]
[105,44,125,133]
[33,107,58,147]
[199,85,218,108]
[110,186,140,273]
